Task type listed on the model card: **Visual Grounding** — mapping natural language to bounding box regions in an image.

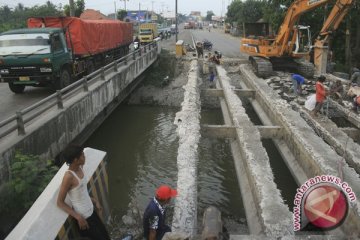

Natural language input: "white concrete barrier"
[6,148,108,240]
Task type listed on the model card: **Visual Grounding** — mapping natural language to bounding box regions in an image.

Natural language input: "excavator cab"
[293,25,311,55]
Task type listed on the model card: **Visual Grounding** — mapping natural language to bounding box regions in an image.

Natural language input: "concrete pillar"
[314,43,328,75]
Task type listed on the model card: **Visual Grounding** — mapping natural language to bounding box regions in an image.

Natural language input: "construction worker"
[350,68,360,86]
[291,74,305,96]
[353,96,360,113]
[196,42,204,58]
[143,185,178,240]
[311,75,328,117]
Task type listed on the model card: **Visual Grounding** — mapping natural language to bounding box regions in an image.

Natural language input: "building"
[124,10,154,23]
[80,9,109,20]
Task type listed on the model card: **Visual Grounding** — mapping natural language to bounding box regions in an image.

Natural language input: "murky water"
[85,105,247,235]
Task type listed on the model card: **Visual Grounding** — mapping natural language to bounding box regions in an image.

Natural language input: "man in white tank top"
[57,145,110,240]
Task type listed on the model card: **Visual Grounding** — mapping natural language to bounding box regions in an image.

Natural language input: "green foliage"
[64,0,85,17]
[75,0,85,17]
[0,2,63,33]
[206,11,215,21]
[117,9,128,21]
[0,151,58,234]
[226,0,265,25]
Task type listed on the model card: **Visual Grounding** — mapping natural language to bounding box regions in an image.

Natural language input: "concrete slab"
[172,60,201,238]
[240,64,360,236]
[217,65,293,237]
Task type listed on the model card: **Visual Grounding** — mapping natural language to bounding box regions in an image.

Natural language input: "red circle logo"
[304,185,348,229]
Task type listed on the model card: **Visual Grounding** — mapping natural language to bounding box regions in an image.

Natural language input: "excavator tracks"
[250,56,273,78]
[295,59,315,78]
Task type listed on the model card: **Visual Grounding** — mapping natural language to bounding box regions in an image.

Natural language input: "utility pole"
[161,2,165,14]
[114,1,117,20]
[120,0,128,11]
[69,0,75,17]
[175,0,178,42]
[139,2,141,23]
[152,1,155,12]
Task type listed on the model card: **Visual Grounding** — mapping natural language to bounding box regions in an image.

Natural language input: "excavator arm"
[316,0,353,44]
[275,0,331,54]
[313,0,353,73]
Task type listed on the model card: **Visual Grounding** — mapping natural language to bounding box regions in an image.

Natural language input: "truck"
[139,23,158,44]
[189,21,196,29]
[224,23,231,34]
[0,17,133,93]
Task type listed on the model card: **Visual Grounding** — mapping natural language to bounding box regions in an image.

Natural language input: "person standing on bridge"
[143,185,178,240]
[57,145,110,240]
[196,41,204,58]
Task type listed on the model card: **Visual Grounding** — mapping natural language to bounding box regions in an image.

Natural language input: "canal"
[85,105,247,235]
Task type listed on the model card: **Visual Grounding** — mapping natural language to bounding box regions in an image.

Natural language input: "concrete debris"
[172,60,201,237]
[122,215,136,226]
[162,232,190,240]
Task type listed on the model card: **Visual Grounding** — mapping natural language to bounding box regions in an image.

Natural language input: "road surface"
[190,28,247,58]
[0,84,51,122]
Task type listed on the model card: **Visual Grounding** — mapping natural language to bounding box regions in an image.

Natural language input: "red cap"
[156,185,178,200]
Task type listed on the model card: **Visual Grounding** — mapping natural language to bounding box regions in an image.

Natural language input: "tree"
[75,0,85,17]
[117,9,127,20]
[0,3,63,33]
[64,0,85,17]
[206,10,215,21]
[226,0,265,25]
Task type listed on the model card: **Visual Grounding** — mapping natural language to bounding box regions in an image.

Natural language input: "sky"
[1,0,232,16]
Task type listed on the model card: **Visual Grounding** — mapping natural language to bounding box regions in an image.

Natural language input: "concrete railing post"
[100,67,105,81]
[124,57,128,65]
[16,111,25,135]
[56,90,64,109]
[113,61,118,72]
[133,52,136,60]
[83,78,89,92]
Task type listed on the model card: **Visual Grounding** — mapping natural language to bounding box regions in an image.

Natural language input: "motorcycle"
[203,40,213,51]
[134,41,139,50]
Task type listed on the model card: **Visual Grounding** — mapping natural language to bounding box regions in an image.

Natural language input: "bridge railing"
[0,42,158,139]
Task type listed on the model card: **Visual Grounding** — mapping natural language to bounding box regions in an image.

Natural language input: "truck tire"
[54,68,71,90]
[9,82,25,94]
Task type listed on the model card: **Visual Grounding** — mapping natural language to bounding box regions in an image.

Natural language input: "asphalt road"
[190,28,247,59]
[0,84,52,122]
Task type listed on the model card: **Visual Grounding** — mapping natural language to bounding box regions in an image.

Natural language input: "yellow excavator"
[240,0,353,78]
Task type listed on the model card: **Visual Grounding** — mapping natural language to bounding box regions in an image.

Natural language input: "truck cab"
[0,28,72,93]
[139,23,158,44]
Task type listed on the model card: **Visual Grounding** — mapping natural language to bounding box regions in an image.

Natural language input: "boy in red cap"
[143,185,177,240]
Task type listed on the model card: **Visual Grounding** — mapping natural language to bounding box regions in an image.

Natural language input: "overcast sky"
[1,0,232,16]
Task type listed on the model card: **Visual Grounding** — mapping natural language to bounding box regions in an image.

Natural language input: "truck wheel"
[54,69,71,90]
[8,83,25,94]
